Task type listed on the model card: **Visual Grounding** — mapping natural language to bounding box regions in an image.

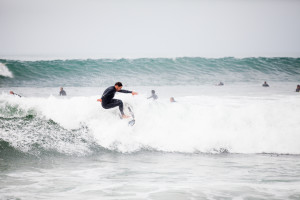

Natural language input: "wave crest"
[1,94,300,156]
[0,63,13,78]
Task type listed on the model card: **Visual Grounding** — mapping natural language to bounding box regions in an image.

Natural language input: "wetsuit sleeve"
[147,95,153,99]
[102,87,114,98]
[118,89,132,94]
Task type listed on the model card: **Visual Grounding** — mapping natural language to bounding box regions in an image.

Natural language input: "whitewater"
[1,57,300,199]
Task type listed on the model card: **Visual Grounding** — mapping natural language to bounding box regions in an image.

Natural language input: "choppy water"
[0,57,300,199]
[1,153,300,200]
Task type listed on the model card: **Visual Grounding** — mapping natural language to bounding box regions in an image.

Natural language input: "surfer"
[147,90,158,100]
[170,97,176,103]
[262,81,269,87]
[217,82,224,86]
[59,87,67,96]
[296,85,300,92]
[97,82,138,118]
[9,91,21,97]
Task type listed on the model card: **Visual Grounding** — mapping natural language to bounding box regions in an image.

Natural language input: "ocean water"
[0,57,300,199]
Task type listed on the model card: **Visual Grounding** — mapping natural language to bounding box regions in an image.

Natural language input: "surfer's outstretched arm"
[118,90,138,95]
[118,89,132,93]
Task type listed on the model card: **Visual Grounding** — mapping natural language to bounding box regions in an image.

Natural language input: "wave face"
[1,57,300,87]
[1,93,300,156]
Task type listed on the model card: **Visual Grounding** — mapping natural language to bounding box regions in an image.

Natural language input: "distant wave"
[0,57,300,87]
[0,63,13,78]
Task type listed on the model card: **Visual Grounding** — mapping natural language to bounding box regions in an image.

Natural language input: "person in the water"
[98,82,138,118]
[262,81,269,87]
[59,87,67,96]
[170,97,176,103]
[147,90,158,100]
[296,85,300,92]
[9,91,21,97]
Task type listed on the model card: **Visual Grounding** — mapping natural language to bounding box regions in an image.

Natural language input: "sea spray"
[0,63,13,78]
[1,93,299,156]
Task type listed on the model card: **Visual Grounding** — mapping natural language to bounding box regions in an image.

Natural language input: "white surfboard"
[119,104,135,126]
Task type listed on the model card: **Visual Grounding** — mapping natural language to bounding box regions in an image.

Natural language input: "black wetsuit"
[60,90,66,96]
[13,93,22,98]
[147,94,158,100]
[101,86,132,115]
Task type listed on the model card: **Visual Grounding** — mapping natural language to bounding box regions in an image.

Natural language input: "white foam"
[1,92,300,155]
[0,63,13,78]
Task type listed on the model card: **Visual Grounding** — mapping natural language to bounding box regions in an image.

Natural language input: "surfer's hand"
[132,92,138,95]
[97,99,102,102]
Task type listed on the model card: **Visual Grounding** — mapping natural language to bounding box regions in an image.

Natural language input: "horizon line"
[1,55,300,61]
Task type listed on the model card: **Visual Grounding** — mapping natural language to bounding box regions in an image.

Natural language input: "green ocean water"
[1,57,300,87]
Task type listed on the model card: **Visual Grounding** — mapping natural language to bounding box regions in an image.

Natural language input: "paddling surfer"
[9,91,21,97]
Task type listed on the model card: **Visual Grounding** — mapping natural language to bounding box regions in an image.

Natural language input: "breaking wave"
[0,63,13,78]
[1,92,299,157]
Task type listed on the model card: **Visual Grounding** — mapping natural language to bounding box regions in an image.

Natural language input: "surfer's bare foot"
[122,114,130,119]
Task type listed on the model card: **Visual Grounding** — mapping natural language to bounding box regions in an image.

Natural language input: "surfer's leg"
[102,99,124,115]
[116,99,124,115]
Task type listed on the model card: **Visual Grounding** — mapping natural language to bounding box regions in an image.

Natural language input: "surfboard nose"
[128,119,135,126]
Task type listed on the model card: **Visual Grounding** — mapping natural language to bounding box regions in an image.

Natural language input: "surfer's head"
[151,90,155,94]
[115,82,123,91]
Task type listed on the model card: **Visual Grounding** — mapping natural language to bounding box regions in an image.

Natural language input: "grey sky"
[0,0,300,59]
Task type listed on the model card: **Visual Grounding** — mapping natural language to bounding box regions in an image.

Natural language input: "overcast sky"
[0,0,300,59]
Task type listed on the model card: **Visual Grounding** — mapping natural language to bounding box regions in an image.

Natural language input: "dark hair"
[151,90,155,94]
[115,82,123,87]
